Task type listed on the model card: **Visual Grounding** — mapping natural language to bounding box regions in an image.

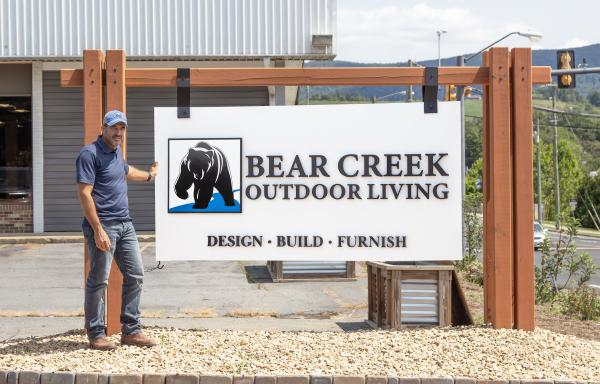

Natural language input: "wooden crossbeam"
[61,66,552,88]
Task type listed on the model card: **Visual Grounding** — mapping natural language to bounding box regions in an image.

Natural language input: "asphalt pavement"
[0,242,370,340]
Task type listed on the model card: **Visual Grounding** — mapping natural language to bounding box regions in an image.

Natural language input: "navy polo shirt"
[76,136,130,223]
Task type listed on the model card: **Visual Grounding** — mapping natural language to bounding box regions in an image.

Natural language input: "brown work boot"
[88,336,117,351]
[121,332,157,347]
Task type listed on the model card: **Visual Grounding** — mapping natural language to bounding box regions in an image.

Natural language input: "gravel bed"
[1,326,599,380]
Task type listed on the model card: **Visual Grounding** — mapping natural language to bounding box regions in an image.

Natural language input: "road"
[535,232,600,288]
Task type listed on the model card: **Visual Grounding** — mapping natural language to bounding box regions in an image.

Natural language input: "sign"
[155,102,462,261]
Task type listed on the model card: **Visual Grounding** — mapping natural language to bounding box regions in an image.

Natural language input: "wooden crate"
[267,261,356,282]
[367,261,453,329]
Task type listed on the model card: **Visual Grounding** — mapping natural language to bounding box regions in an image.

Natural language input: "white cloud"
[561,37,591,48]
[336,3,542,63]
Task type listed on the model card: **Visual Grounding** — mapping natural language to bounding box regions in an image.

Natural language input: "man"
[76,110,158,350]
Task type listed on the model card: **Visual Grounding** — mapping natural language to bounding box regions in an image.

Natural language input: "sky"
[335,0,600,63]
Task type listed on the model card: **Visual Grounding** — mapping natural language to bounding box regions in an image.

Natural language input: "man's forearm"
[127,165,152,181]
[79,193,102,231]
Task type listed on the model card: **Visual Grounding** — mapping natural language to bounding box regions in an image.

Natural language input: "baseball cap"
[103,110,128,127]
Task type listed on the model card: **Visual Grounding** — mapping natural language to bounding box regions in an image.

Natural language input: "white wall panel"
[0,0,335,60]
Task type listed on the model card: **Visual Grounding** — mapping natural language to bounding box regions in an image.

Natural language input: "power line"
[533,105,600,119]
[537,124,600,131]
[464,115,600,131]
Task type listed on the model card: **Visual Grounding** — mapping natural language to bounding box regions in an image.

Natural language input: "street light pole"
[463,31,543,63]
[455,29,544,255]
[437,30,447,67]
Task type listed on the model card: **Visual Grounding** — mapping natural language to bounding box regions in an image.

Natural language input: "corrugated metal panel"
[43,70,268,231]
[282,261,347,275]
[1,0,336,60]
[401,279,439,324]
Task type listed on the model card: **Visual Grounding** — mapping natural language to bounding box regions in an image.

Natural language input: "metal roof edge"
[0,54,337,63]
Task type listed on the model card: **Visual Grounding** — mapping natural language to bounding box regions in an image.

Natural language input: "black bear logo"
[174,141,235,209]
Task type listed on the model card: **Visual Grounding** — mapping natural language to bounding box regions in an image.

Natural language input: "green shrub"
[557,287,600,321]
[535,215,598,303]
[456,193,484,286]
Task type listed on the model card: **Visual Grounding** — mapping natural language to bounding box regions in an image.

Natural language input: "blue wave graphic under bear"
[170,189,241,213]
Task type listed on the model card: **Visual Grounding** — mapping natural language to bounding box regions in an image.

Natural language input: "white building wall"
[0,0,336,60]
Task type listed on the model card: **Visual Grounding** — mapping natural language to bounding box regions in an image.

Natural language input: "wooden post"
[82,49,105,328]
[106,50,127,155]
[486,47,514,329]
[391,270,402,329]
[346,261,355,278]
[438,270,452,326]
[511,48,535,331]
[367,264,374,322]
[376,267,385,326]
[482,51,492,325]
[104,50,127,336]
[386,271,392,326]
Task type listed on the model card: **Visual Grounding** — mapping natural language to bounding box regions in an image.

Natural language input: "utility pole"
[456,55,466,202]
[536,118,543,222]
[456,54,466,258]
[552,87,561,229]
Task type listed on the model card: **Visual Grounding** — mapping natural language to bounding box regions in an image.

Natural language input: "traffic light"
[556,50,576,88]
[445,85,457,101]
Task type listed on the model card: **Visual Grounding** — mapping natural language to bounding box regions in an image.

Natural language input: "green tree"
[465,158,483,196]
[465,118,483,168]
[537,139,584,220]
[574,175,600,229]
[588,90,600,107]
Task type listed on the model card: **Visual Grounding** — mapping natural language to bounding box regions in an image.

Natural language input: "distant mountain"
[301,43,600,101]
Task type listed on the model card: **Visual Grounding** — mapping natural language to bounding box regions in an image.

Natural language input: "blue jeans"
[82,220,144,338]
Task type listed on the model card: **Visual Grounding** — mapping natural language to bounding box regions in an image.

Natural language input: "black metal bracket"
[177,68,190,118]
[422,67,438,114]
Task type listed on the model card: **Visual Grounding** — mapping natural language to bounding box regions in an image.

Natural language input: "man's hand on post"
[149,162,158,181]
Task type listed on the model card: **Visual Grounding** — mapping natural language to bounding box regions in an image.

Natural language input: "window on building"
[0,97,32,201]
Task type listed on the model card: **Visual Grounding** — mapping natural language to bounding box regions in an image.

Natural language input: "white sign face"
[155,102,462,261]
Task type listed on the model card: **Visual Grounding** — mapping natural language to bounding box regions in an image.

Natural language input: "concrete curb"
[543,225,600,239]
[0,234,155,245]
[0,372,596,384]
